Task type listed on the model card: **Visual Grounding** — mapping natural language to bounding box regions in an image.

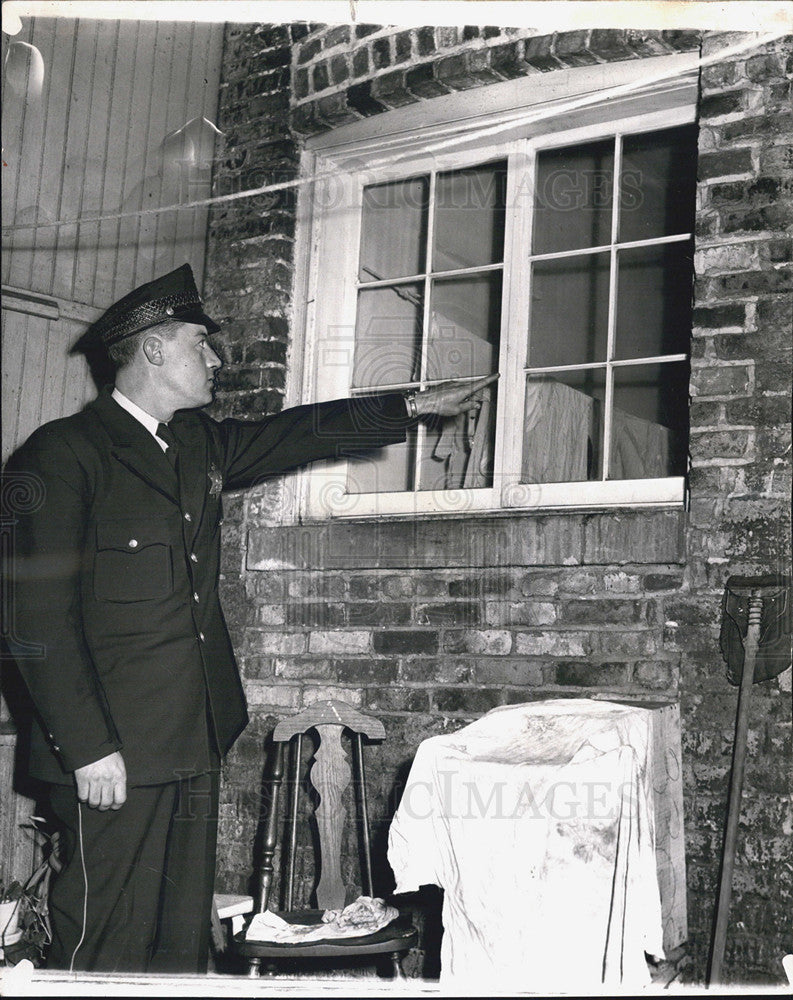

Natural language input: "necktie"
[156,422,179,469]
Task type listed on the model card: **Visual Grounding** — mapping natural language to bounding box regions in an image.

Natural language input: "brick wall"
[204,23,792,985]
[683,31,792,985]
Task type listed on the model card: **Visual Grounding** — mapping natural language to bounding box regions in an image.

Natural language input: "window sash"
[298,82,697,521]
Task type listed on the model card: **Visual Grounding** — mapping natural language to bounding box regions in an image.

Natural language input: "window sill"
[246,505,686,572]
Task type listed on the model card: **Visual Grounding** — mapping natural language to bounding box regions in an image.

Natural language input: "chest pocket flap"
[94,519,174,603]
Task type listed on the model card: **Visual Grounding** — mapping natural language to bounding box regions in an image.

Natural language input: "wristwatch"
[404,391,418,419]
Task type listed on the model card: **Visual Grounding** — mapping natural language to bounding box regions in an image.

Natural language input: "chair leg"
[391,952,407,980]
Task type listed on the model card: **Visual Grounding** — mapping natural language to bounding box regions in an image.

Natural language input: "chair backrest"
[257,699,385,914]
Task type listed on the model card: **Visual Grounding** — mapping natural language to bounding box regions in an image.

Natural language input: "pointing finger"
[463,373,499,395]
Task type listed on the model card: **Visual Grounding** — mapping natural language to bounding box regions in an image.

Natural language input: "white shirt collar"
[111,388,168,451]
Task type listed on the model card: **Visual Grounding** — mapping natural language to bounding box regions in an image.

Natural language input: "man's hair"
[106,320,183,371]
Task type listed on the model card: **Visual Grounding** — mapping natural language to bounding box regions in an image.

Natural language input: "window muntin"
[524,124,695,487]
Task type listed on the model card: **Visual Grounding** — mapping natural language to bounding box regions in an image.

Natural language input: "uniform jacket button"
[128,538,138,548]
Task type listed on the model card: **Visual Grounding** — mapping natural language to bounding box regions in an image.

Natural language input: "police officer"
[6,263,495,973]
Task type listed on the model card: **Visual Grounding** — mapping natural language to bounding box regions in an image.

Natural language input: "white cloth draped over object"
[387,699,665,992]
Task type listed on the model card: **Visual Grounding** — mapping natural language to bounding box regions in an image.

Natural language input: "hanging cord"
[0,29,786,237]
[68,801,88,974]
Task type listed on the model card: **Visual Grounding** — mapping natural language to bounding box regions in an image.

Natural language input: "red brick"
[416,601,480,625]
[559,599,647,625]
[698,148,753,180]
[524,34,563,71]
[692,365,751,397]
[330,658,398,683]
[365,687,431,713]
[554,661,633,687]
[373,630,438,655]
[699,91,743,118]
[433,687,502,714]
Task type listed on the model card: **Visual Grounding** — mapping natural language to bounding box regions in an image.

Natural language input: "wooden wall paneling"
[25,19,76,299]
[153,19,192,278]
[14,314,50,452]
[91,21,126,306]
[131,20,176,287]
[100,19,140,308]
[0,30,21,286]
[114,19,158,303]
[0,31,24,287]
[1,312,28,458]
[2,20,57,292]
[39,318,73,427]
[52,18,101,301]
[169,20,198,276]
[72,20,119,305]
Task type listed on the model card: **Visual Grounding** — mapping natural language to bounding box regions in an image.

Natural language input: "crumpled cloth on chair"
[388,699,664,992]
[245,896,398,943]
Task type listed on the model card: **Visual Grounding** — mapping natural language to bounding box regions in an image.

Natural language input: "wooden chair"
[233,699,417,978]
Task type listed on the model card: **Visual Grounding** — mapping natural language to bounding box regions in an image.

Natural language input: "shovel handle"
[708,592,763,986]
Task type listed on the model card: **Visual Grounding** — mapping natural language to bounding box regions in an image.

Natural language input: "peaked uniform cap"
[92,263,221,346]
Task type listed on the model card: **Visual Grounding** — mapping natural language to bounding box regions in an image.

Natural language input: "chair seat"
[235,910,417,959]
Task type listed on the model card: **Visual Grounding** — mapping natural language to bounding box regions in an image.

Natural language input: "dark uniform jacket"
[7,388,409,785]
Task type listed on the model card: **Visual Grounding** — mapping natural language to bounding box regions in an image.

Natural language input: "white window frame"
[290,54,699,521]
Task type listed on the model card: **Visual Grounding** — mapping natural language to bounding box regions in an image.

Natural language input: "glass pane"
[528,254,609,367]
[615,242,693,360]
[359,176,428,282]
[433,161,506,271]
[352,284,423,389]
[347,426,418,494]
[533,139,614,254]
[609,361,689,480]
[427,273,501,383]
[620,126,697,243]
[418,381,498,491]
[521,372,604,484]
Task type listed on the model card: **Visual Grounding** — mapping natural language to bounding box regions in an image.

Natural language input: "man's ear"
[141,334,165,366]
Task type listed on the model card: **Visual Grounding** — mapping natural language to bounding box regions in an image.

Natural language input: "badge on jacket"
[208,463,223,496]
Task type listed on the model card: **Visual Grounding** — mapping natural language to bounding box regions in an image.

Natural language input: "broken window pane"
[352,284,423,389]
[359,176,428,282]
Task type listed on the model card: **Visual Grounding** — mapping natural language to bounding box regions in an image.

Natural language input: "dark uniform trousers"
[48,766,219,973]
[7,387,411,974]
